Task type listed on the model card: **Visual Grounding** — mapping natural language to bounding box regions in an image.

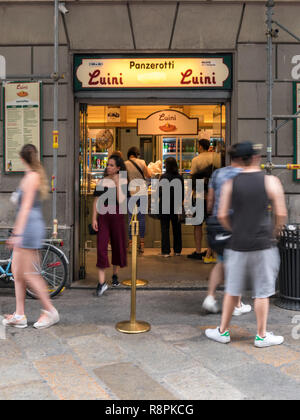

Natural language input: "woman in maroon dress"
[92,155,127,296]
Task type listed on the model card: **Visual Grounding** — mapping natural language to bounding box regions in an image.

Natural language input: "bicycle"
[0,238,69,299]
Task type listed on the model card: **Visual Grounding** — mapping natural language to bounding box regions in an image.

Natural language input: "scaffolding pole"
[52,0,59,238]
[265,0,300,172]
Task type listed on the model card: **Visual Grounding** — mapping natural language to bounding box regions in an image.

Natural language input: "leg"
[160,217,171,255]
[138,213,146,254]
[98,268,106,286]
[11,248,27,316]
[254,298,269,338]
[194,225,203,253]
[171,217,182,254]
[220,294,240,333]
[22,249,55,313]
[96,214,110,274]
[110,213,127,268]
[208,262,224,298]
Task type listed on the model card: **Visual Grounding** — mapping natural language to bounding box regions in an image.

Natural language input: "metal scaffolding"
[264,0,300,174]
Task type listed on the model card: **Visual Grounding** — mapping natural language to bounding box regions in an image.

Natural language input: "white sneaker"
[33,309,60,330]
[202,295,220,314]
[205,327,231,344]
[233,302,252,316]
[2,314,28,329]
[254,332,284,348]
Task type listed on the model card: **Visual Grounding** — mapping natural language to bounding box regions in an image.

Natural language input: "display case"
[161,136,198,177]
[80,128,115,195]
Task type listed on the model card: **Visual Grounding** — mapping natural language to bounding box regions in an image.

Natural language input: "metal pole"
[266,0,275,174]
[52,0,59,238]
[116,210,150,334]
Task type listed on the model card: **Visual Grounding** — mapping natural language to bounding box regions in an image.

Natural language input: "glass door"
[180,137,198,176]
[212,104,226,165]
[79,104,88,279]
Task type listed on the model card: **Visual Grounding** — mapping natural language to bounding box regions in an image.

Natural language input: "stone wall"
[0,1,299,283]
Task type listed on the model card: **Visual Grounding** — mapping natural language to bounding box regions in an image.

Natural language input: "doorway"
[75,103,227,286]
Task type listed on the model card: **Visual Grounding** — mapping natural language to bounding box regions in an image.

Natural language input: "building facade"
[0,0,299,282]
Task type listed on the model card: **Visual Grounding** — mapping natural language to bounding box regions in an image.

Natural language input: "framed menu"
[3,81,42,173]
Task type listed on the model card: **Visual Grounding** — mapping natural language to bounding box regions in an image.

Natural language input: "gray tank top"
[230,172,273,251]
[17,188,42,212]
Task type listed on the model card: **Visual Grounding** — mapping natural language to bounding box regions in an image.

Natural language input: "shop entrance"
[76,103,227,287]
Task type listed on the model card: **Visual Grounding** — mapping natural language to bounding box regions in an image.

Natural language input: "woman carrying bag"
[92,154,127,296]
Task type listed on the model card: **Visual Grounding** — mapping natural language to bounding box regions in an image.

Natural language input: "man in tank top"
[206,142,287,348]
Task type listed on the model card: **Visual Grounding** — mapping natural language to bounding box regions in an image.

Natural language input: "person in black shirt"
[159,157,184,257]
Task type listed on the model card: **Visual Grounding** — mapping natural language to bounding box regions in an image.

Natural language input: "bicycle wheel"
[26,243,68,299]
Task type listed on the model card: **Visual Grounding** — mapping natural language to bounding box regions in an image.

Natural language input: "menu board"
[3,81,41,173]
[294,82,300,181]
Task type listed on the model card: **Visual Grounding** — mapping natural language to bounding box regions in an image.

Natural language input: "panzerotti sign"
[74,55,232,91]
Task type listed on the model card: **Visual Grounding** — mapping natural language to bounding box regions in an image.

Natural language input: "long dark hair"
[20,144,49,200]
[165,157,179,175]
[104,154,126,177]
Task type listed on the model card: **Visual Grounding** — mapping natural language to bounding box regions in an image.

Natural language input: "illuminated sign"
[74,55,232,91]
[138,109,198,136]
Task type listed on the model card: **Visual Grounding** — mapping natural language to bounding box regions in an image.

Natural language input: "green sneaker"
[254,332,284,348]
[205,327,231,344]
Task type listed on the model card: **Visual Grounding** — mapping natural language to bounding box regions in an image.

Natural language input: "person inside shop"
[92,154,127,296]
[125,147,152,254]
[188,139,221,262]
[159,157,184,257]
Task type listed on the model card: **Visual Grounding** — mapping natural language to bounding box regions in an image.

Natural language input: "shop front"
[73,54,232,283]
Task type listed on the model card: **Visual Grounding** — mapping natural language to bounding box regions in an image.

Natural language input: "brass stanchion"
[116,212,150,334]
[122,210,148,287]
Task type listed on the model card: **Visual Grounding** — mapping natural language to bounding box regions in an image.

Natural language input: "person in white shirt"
[188,139,221,261]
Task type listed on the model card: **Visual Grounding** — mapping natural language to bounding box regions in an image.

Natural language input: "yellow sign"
[75,57,231,90]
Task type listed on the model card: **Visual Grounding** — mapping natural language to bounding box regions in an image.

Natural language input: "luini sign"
[0,55,6,80]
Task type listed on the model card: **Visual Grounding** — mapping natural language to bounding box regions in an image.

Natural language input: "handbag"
[206,216,231,256]
[88,223,97,235]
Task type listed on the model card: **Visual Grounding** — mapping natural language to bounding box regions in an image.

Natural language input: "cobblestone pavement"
[0,288,300,400]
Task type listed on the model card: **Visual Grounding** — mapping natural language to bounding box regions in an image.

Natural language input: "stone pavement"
[0,287,300,400]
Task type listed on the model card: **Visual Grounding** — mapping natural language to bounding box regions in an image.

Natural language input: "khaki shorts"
[224,247,280,299]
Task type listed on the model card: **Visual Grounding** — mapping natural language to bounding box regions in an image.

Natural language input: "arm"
[218,179,233,231]
[13,172,40,237]
[265,175,287,236]
[92,197,98,232]
[143,162,152,179]
[207,187,215,215]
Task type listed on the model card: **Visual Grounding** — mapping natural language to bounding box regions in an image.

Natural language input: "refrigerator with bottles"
[161,136,199,177]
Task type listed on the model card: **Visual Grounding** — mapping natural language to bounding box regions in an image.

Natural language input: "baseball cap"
[229,142,263,158]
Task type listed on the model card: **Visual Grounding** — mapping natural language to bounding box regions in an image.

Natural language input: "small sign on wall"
[3,81,42,173]
[294,82,300,181]
[0,55,6,80]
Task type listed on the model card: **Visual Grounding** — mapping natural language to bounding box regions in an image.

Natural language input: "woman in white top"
[125,147,152,254]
